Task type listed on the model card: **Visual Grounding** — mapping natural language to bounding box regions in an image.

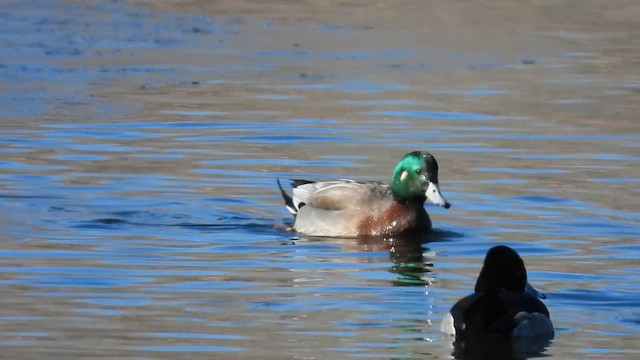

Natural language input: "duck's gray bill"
[526,282,547,299]
[425,181,451,209]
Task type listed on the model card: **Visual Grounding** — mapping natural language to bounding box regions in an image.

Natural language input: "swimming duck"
[277,151,451,237]
[441,245,554,339]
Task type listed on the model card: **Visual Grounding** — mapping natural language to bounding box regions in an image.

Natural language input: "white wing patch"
[440,312,456,336]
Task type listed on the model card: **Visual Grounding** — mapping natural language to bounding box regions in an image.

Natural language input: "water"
[1,0,639,358]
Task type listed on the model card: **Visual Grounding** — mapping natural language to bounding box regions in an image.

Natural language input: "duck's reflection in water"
[293,229,461,287]
[445,332,553,360]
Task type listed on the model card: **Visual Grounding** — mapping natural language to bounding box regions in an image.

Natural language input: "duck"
[441,245,554,339]
[277,151,451,237]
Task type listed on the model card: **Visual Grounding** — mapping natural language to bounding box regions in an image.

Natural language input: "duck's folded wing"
[512,312,554,338]
[295,181,377,211]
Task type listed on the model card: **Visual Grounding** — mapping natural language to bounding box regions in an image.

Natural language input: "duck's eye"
[415,169,422,175]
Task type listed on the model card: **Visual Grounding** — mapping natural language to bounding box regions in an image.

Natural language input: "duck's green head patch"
[391,151,450,208]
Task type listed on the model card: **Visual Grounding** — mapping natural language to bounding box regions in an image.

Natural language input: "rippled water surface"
[1,0,639,358]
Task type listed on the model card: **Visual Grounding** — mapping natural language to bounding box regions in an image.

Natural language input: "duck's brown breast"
[356,201,431,236]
